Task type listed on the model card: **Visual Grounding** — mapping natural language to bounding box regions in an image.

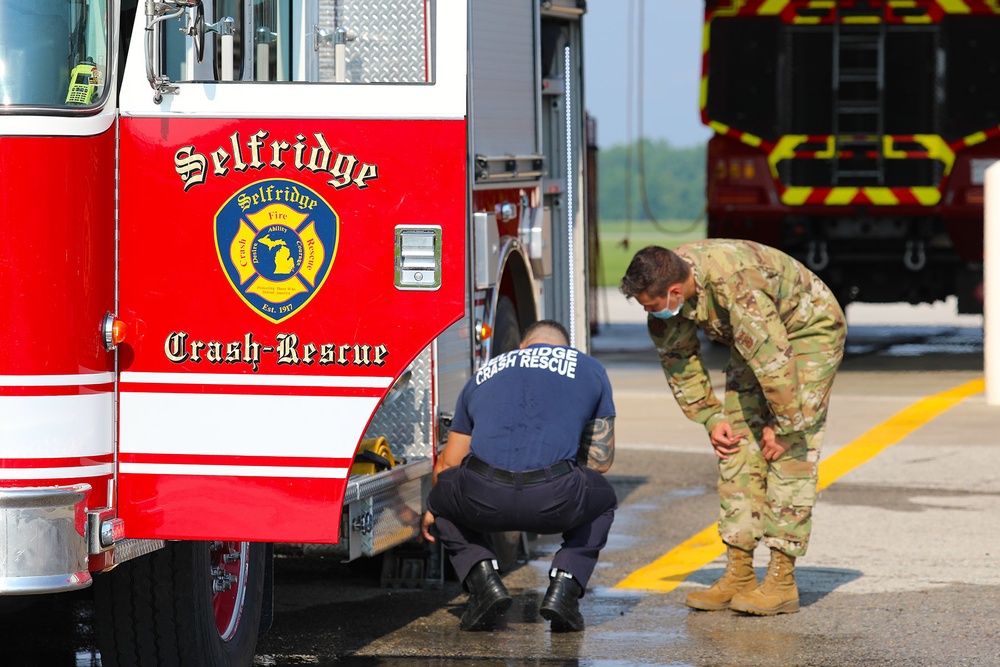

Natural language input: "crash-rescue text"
[475,346,579,385]
[165,331,388,373]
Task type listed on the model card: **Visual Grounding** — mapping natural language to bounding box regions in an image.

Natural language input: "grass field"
[593,219,706,288]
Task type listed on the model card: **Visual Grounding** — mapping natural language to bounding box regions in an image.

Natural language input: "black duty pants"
[426,457,617,589]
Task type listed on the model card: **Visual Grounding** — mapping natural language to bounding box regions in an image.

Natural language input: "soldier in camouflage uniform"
[619,240,847,615]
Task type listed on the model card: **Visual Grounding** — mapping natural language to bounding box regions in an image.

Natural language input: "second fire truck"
[701,0,1000,312]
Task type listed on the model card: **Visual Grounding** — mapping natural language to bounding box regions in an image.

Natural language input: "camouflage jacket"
[647,239,847,436]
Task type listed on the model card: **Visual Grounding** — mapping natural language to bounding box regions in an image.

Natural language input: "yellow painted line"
[615,378,985,592]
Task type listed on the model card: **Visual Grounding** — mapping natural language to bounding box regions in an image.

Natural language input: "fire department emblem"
[215,179,338,323]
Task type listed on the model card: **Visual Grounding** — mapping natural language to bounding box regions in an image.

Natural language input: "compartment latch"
[395,226,442,290]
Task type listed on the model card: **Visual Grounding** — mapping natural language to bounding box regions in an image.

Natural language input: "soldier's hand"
[709,421,741,460]
[761,425,789,461]
[420,510,436,543]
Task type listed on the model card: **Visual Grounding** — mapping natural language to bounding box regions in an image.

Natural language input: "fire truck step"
[380,541,444,590]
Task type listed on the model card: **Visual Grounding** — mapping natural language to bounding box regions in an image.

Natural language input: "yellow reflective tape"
[964,130,988,147]
[883,134,954,175]
[824,187,860,205]
[882,136,907,159]
[862,188,900,205]
[767,135,808,179]
[889,0,933,22]
[918,135,954,172]
[701,21,711,110]
[792,0,833,21]
[843,16,882,23]
[707,120,730,136]
[706,118,762,148]
[935,0,972,13]
[712,3,741,18]
[758,0,791,15]
[614,379,985,593]
[911,187,943,205]
[781,187,813,205]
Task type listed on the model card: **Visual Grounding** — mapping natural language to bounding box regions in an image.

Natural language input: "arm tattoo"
[578,417,615,473]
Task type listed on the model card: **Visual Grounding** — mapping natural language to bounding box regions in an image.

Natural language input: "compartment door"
[114,1,467,543]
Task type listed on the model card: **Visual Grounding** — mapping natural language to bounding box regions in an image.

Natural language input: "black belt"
[466,455,573,486]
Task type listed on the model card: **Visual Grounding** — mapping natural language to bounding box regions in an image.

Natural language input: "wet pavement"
[3,296,998,666]
[252,298,998,666]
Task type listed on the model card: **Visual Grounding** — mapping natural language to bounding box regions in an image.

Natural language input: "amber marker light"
[103,312,127,351]
[476,321,493,343]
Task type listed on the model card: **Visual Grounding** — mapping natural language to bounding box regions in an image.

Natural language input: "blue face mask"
[650,293,683,320]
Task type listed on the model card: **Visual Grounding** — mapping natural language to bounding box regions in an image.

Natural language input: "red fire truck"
[701,0,1000,312]
[0,0,592,663]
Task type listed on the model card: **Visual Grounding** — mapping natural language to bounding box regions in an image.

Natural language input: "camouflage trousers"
[717,343,843,558]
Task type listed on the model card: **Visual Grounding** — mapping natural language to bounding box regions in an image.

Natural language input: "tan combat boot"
[685,546,757,611]
[729,549,800,615]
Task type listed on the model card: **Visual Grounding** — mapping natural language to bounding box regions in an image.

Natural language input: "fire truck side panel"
[464,0,591,359]
[116,116,466,543]
[0,127,117,593]
[470,0,538,159]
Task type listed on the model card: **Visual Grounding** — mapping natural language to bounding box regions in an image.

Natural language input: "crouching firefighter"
[421,320,618,631]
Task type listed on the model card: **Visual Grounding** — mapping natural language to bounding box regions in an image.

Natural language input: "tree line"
[594,139,707,222]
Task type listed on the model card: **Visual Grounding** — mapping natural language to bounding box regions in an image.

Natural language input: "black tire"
[491,295,522,355]
[487,295,527,571]
[94,540,265,667]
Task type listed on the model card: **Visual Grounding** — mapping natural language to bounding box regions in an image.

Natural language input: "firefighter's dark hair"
[619,245,691,299]
[522,319,570,346]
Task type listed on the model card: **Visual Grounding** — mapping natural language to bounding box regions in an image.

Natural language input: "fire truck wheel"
[492,295,521,355]
[94,540,266,667]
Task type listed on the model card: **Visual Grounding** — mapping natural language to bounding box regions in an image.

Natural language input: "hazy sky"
[582,0,711,149]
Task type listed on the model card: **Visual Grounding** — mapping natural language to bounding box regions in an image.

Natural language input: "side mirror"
[143,0,204,102]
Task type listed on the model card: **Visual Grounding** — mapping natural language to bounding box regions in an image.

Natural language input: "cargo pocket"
[769,445,817,508]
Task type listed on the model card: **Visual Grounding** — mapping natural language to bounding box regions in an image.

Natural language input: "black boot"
[539,569,584,632]
[460,560,512,631]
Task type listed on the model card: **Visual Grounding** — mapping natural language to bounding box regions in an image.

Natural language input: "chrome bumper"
[0,485,92,595]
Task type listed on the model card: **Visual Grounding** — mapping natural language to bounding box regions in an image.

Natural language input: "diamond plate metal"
[362,343,434,460]
[318,0,430,83]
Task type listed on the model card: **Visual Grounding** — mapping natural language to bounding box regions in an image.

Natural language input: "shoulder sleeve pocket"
[733,322,764,360]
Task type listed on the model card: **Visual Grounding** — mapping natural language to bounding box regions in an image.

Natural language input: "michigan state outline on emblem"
[215,179,339,323]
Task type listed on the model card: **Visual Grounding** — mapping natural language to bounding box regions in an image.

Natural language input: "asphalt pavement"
[11,289,995,666]
[253,290,998,666]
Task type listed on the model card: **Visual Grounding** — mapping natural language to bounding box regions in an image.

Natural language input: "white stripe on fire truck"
[0,373,115,386]
[118,393,378,458]
[119,463,349,479]
[1,394,115,458]
[0,464,115,480]
[120,372,393,388]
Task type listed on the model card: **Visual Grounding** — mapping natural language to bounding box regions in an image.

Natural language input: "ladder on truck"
[832,16,885,186]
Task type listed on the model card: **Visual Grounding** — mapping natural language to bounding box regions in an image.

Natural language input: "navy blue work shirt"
[449,343,616,471]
